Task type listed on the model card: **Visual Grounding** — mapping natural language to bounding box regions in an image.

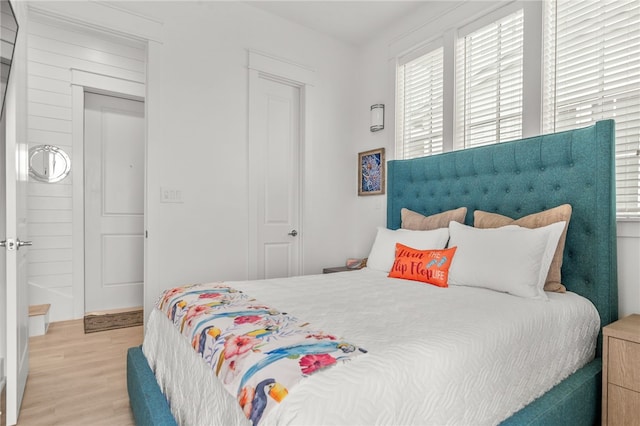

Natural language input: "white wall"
[144,1,359,318]
[351,0,640,317]
[24,13,146,321]
[22,1,359,321]
[22,1,639,322]
[350,0,492,257]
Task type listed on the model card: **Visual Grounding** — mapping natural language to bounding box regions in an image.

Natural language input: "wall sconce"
[370,104,384,132]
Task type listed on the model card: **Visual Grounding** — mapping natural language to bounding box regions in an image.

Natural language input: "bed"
[127,120,618,425]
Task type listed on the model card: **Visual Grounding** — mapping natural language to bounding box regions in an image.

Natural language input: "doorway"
[83,92,144,313]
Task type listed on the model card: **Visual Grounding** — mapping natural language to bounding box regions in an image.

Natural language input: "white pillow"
[447,221,566,299]
[367,227,450,272]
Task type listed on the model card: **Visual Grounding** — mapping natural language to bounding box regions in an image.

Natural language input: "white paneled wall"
[26,15,145,321]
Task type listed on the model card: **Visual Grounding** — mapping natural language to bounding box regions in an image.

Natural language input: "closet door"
[249,74,301,279]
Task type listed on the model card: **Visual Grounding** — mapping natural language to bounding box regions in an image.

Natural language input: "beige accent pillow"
[473,204,572,293]
[401,207,467,231]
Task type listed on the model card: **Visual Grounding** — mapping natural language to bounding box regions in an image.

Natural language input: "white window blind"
[456,9,524,149]
[543,0,640,217]
[396,46,444,160]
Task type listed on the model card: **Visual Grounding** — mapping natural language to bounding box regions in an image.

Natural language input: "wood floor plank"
[17,319,143,425]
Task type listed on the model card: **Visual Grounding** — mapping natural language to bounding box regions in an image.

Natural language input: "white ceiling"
[245,1,429,46]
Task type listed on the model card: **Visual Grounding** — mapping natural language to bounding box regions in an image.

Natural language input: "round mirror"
[29,145,71,183]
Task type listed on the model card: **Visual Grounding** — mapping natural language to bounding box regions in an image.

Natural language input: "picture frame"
[358,148,385,196]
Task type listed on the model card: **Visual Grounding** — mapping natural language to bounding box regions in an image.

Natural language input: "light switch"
[160,186,183,203]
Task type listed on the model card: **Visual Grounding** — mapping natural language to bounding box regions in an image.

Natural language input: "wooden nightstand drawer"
[608,384,640,425]
[608,337,640,392]
[602,314,640,426]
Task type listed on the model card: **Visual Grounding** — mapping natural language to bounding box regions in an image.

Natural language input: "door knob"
[288,230,298,237]
[16,239,33,250]
[1,239,32,250]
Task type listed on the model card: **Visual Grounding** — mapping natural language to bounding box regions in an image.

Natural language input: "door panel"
[84,92,144,312]
[252,77,301,279]
[101,234,144,285]
[264,243,291,279]
[102,108,144,215]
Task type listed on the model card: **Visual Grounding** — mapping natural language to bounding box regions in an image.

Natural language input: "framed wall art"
[358,148,385,196]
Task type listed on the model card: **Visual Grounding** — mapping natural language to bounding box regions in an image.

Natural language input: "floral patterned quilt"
[157,283,367,426]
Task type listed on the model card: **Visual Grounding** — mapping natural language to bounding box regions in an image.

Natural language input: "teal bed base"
[127,346,177,426]
[128,120,618,425]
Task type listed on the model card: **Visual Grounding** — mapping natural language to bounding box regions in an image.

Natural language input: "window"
[544,0,640,216]
[394,1,639,217]
[396,46,443,160]
[456,9,524,149]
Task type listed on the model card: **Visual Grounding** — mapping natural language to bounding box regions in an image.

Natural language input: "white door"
[1,38,29,426]
[250,76,301,279]
[0,101,4,426]
[84,93,144,313]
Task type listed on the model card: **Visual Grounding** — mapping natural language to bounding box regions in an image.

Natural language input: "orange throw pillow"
[388,243,457,288]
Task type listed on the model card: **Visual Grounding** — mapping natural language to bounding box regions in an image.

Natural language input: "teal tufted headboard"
[387,120,618,347]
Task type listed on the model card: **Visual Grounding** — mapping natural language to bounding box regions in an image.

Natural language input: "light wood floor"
[17,320,143,425]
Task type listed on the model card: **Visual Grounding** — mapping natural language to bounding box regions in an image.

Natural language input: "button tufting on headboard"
[386,120,618,355]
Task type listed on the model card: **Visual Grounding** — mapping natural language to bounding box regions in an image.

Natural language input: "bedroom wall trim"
[26,1,163,44]
[248,49,316,87]
[71,70,146,319]
[247,50,314,279]
[71,69,145,100]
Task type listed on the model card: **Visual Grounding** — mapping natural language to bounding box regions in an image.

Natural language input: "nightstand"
[602,314,640,425]
[322,266,358,274]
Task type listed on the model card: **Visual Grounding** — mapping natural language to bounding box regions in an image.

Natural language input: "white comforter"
[143,268,599,426]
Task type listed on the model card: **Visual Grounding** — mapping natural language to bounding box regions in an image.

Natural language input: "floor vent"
[84,307,143,333]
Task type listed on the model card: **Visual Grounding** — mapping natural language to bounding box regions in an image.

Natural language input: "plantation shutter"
[456,9,524,149]
[543,0,640,216]
[396,46,444,160]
